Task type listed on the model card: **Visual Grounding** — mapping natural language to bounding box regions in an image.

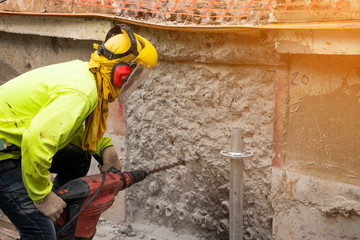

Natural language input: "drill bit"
[146,159,186,175]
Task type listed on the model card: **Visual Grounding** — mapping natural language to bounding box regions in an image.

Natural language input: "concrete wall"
[123,26,283,239]
[272,52,360,239]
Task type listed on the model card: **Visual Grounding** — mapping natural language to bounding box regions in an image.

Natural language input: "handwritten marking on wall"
[228,96,241,109]
[291,72,310,86]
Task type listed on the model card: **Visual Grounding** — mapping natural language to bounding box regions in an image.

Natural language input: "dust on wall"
[122,27,285,239]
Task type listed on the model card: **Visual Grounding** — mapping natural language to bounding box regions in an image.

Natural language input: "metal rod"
[230,127,244,240]
[146,159,186,175]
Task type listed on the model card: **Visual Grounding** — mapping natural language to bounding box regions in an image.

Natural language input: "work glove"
[100,145,123,173]
[34,191,67,222]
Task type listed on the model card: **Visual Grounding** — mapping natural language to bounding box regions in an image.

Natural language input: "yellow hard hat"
[96,24,158,101]
[97,24,158,69]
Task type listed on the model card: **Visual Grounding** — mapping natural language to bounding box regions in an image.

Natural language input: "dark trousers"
[0,144,91,240]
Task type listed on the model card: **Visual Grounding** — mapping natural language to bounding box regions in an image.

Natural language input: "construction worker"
[0,24,157,239]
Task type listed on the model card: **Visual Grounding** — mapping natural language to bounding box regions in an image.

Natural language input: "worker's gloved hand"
[34,191,67,222]
[100,146,122,172]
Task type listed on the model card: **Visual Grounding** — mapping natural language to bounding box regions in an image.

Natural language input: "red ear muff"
[111,62,131,87]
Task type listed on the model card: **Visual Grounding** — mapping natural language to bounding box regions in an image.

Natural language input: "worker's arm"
[71,131,122,172]
[34,191,66,222]
[21,89,94,203]
[69,118,123,172]
[99,146,122,172]
[70,127,113,156]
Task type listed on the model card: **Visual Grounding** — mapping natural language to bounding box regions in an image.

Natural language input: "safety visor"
[118,63,151,102]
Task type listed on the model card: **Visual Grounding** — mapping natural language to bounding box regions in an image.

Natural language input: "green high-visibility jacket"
[0,60,112,203]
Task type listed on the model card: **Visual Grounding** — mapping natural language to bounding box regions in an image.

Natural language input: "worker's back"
[0,60,98,160]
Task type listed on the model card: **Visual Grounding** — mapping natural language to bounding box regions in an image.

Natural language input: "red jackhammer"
[54,159,185,240]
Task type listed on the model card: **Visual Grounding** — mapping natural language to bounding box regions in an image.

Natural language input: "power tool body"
[55,169,147,240]
[54,159,185,240]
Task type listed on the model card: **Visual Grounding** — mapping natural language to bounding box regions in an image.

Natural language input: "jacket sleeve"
[21,89,94,203]
[69,127,113,156]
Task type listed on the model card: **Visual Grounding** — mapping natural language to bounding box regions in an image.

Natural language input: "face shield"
[118,63,151,102]
[117,34,157,102]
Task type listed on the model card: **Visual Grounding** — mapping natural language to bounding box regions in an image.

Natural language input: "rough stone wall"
[0,31,99,79]
[124,27,284,239]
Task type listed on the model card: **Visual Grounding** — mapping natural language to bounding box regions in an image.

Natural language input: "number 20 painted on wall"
[291,72,310,86]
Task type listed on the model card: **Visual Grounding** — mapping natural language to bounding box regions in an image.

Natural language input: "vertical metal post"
[221,127,253,240]
[229,128,244,240]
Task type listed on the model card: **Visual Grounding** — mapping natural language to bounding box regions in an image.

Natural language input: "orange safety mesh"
[59,0,359,21]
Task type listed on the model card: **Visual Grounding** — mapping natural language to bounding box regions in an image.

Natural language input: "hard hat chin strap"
[97,24,139,60]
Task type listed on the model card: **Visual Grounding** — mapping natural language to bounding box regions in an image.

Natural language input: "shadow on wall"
[0,60,19,85]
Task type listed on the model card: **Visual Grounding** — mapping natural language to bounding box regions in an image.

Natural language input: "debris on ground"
[94,218,200,240]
